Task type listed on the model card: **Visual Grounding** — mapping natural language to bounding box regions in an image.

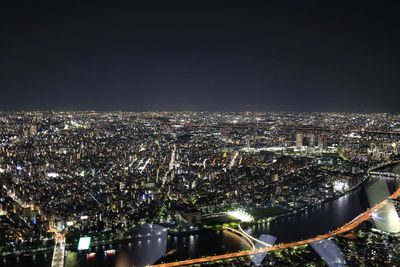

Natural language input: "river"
[2,165,400,267]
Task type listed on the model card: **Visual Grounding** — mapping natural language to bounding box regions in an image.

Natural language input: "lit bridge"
[51,234,66,267]
[223,226,255,250]
[151,182,400,266]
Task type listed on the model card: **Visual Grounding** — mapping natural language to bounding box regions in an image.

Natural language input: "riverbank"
[245,172,372,226]
[3,162,398,260]
[272,160,400,222]
[275,160,400,224]
[65,169,374,252]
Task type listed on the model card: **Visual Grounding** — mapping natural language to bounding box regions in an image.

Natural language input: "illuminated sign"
[78,237,91,250]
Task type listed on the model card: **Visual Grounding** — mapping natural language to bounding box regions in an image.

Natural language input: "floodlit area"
[333,181,349,192]
[227,210,253,222]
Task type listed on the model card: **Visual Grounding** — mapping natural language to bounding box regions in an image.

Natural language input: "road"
[223,226,255,250]
[51,233,66,267]
[237,224,272,248]
[151,185,400,267]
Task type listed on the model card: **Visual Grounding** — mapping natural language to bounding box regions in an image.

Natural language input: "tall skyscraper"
[296,133,303,148]
[318,136,327,150]
[309,134,315,147]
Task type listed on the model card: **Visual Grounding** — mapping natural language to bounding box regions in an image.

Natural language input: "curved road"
[152,167,400,267]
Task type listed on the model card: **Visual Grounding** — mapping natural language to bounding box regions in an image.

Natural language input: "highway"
[151,186,400,267]
[51,233,66,267]
[223,226,255,250]
[237,224,272,248]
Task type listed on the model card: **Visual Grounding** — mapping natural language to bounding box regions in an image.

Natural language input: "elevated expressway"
[223,226,255,250]
[237,224,272,248]
[51,233,66,267]
[152,175,400,267]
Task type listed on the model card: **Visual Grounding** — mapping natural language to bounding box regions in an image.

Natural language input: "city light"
[227,210,253,222]
[0,111,399,266]
[1,0,399,264]
[78,237,91,250]
[333,181,349,192]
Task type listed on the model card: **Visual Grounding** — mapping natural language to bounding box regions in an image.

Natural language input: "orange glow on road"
[151,186,400,267]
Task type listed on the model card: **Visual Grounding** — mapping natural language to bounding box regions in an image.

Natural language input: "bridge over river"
[50,234,65,267]
[151,163,400,266]
[4,163,400,267]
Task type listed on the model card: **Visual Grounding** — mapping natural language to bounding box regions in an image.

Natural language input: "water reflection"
[4,173,400,267]
[250,176,399,243]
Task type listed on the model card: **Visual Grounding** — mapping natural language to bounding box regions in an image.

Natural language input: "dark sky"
[1,1,399,112]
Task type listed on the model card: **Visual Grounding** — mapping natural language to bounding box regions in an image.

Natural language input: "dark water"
[0,253,51,267]
[2,174,399,267]
[0,230,249,267]
[249,177,399,242]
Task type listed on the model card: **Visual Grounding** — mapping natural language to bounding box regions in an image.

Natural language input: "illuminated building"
[296,133,303,148]
[309,133,315,147]
[318,136,327,150]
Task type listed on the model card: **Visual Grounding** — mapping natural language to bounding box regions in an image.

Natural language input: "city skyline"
[0,111,400,266]
[1,1,400,266]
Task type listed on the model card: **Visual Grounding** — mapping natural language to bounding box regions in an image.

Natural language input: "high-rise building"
[309,134,315,147]
[296,133,303,148]
[318,136,327,150]
[29,125,37,136]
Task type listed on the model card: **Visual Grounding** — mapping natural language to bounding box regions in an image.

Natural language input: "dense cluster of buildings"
[0,111,399,263]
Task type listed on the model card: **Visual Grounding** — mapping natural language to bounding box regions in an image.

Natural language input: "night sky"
[1,1,399,112]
